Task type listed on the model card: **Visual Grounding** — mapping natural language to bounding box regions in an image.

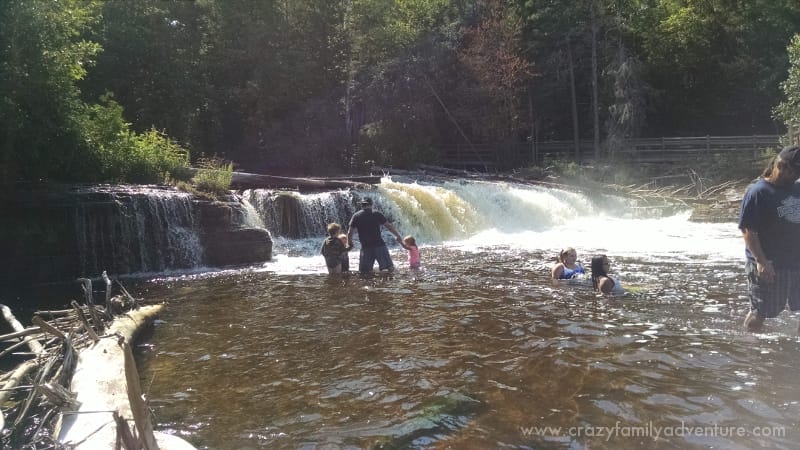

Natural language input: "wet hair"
[326,223,341,237]
[558,247,576,263]
[590,255,608,291]
[761,156,779,178]
[403,235,416,246]
[761,148,800,178]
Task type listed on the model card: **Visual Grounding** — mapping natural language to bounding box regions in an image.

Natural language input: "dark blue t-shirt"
[349,209,388,248]
[738,179,800,267]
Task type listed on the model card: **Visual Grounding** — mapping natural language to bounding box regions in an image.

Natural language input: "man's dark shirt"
[349,209,387,248]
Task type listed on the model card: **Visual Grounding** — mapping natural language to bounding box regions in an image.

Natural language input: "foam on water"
[251,177,743,274]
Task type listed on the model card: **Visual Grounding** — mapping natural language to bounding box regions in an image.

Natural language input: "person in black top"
[739,145,800,331]
[346,197,403,273]
[320,223,348,274]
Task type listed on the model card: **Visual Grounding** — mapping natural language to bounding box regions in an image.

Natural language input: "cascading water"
[73,186,203,276]
[242,189,359,238]
[240,176,735,264]
[60,177,739,280]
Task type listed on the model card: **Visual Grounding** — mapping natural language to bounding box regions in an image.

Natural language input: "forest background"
[2,0,800,188]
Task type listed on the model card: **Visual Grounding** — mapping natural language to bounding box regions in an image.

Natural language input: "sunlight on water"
[134,178,800,449]
[378,179,483,241]
[253,177,742,275]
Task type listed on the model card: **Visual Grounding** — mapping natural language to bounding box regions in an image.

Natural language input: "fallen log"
[56,305,196,449]
[228,171,381,190]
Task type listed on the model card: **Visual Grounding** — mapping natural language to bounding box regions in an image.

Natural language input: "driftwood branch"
[102,271,113,320]
[0,327,42,342]
[32,309,72,318]
[115,278,137,307]
[0,359,38,431]
[77,278,93,306]
[0,304,44,355]
[32,316,68,341]
[70,301,99,343]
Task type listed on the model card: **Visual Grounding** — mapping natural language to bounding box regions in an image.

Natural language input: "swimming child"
[337,233,350,272]
[320,223,347,274]
[400,235,421,270]
[590,255,623,294]
[551,247,585,280]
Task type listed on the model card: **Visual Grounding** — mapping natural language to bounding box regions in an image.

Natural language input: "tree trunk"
[591,1,600,159]
[567,39,580,161]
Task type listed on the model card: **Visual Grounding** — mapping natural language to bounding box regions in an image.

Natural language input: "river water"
[132,177,799,449]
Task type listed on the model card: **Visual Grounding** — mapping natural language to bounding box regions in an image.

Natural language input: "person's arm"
[345,228,354,250]
[382,221,403,243]
[551,264,564,280]
[742,227,775,282]
[598,276,614,294]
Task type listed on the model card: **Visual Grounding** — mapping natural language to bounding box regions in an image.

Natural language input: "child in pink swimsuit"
[401,236,421,270]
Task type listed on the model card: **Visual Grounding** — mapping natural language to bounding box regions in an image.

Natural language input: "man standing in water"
[739,145,800,331]
[347,197,403,273]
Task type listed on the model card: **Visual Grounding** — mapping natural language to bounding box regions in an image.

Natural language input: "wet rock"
[201,227,272,267]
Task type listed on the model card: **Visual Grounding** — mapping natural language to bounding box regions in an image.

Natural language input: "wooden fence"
[440,135,783,171]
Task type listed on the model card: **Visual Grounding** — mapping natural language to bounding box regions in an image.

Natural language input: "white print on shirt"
[777,196,800,223]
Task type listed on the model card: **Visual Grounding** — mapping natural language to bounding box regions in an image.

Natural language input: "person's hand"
[756,260,776,282]
[395,236,403,243]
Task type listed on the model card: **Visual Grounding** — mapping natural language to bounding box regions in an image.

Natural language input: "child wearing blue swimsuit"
[551,247,585,280]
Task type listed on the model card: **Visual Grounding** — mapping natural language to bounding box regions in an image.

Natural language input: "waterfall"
[74,186,203,276]
[242,176,642,244]
[12,177,688,282]
[242,189,359,238]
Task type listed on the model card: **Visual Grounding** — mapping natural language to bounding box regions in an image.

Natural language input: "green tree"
[82,1,210,150]
[774,34,800,132]
[0,0,102,184]
[637,0,800,135]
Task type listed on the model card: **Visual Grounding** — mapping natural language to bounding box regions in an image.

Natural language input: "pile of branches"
[0,272,141,449]
[603,171,748,222]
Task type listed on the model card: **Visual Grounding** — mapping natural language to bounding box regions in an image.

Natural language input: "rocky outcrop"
[194,198,272,267]
[0,185,272,285]
[202,228,272,267]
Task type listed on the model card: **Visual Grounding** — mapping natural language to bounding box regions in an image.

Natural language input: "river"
[130,176,798,449]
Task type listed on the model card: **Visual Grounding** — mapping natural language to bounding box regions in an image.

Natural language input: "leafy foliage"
[774,34,800,129]
[191,157,234,196]
[0,0,102,184]
[3,0,800,183]
[0,0,191,186]
[81,95,190,183]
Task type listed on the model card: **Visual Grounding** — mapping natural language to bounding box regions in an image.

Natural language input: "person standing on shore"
[346,197,403,273]
[739,145,800,331]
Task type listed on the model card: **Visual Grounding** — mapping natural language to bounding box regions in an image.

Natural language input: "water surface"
[134,179,799,449]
